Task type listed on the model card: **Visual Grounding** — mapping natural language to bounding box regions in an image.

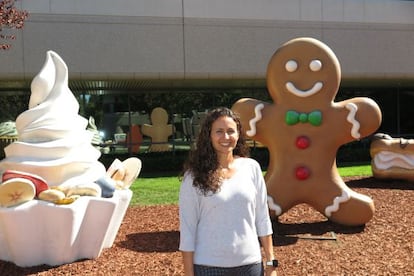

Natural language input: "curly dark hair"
[182,107,250,195]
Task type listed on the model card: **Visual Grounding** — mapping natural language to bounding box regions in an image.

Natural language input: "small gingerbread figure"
[232,37,382,226]
[141,107,173,152]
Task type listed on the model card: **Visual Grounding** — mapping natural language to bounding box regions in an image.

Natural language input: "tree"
[0,0,28,50]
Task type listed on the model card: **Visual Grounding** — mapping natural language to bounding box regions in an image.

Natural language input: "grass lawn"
[130,164,373,206]
[338,163,372,177]
[130,176,181,206]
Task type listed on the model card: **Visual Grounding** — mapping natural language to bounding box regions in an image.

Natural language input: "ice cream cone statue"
[0,51,141,267]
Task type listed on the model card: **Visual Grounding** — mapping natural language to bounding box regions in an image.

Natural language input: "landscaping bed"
[1,176,413,275]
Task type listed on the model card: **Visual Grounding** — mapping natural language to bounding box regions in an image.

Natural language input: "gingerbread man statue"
[232,37,382,226]
[141,107,173,152]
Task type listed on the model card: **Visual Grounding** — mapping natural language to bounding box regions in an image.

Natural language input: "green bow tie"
[285,110,322,126]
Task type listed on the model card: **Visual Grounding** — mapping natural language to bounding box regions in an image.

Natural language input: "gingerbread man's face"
[267,38,341,107]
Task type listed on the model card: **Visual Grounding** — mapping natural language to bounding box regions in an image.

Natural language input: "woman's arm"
[181,251,194,276]
[259,234,275,263]
[259,235,277,276]
[179,174,198,276]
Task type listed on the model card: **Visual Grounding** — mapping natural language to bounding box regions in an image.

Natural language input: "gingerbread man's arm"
[141,124,152,137]
[337,97,382,143]
[141,124,174,143]
[232,98,272,144]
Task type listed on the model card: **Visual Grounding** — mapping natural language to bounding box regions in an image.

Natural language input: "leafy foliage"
[0,0,28,50]
[0,93,29,121]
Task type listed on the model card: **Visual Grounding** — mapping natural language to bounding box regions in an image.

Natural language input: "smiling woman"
[179,107,277,275]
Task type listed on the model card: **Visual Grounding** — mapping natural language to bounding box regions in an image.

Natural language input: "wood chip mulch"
[0,176,413,275]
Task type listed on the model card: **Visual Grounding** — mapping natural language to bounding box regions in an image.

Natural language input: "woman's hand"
[181,251,194,276]
[265,266,277,276]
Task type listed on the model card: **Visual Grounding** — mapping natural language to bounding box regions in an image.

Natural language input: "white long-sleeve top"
[179,157,273,267]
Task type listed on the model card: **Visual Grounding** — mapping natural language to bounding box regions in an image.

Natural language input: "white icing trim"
[324,189,351,217]
[345,103,361,139]
[285,81,323,97]
[246,103,264,137]
[267,195,282,216]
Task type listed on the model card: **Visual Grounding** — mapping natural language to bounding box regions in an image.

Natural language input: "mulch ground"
[0,176,413,275]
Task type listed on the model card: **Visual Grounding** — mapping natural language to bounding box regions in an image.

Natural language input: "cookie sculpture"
[141,107,173,152]
[370,133,414,181]
[232,37,382,226]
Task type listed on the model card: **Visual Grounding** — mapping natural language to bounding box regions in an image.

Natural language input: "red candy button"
[296,135,310,149]
[295,166,310,180]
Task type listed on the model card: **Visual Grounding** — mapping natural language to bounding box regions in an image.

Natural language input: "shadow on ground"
[120,231,180,253]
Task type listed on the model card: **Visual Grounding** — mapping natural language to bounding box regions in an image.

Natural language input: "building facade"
[1,0,414,139]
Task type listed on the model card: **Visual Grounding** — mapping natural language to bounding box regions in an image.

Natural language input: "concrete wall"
[1,0,413,85]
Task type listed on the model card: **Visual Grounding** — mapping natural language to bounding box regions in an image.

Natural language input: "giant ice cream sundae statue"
[0,51,141,267]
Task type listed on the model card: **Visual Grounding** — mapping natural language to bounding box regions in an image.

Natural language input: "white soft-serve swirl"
[0,51,106,189]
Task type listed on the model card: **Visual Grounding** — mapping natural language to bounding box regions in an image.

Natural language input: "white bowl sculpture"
[0,190,131,267]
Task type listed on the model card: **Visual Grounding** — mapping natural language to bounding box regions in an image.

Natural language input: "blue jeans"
[194,262,264,276]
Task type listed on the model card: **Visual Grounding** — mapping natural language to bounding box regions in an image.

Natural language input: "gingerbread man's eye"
[309,59,322,72]
[285,60,298,72]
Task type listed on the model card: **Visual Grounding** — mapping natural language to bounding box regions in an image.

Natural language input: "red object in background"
[126,124,143,154]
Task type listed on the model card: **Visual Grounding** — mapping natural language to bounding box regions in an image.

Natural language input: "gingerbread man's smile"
[285,81,323,97]
[284,59,324,97]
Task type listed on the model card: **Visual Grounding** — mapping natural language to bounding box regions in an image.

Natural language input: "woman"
[179,107,277,276]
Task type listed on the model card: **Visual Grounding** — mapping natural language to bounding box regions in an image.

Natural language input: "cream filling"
[373,151,414,170]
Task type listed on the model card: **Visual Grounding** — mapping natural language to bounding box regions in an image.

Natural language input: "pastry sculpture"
[0,51,141,266]
[232,37,382,226]
[141,107,173,152]
[370,133,414,181]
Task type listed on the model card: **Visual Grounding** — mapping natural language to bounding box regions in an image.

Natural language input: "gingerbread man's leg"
[323,187,374,226]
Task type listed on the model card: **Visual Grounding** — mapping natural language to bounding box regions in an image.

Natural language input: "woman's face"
[210,115,239,155]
